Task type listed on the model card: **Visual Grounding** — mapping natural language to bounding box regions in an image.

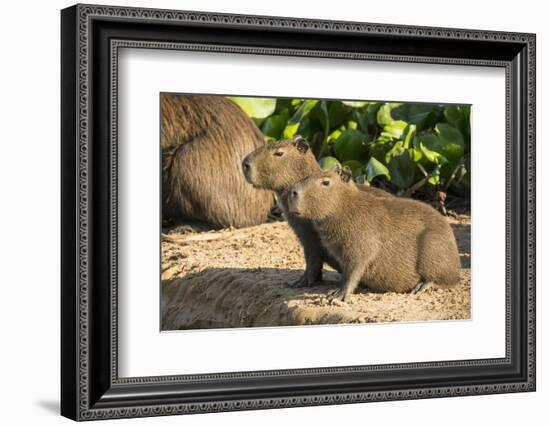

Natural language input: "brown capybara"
[287,166,461,302]
[161,94,273,228]
[241,136,392,288]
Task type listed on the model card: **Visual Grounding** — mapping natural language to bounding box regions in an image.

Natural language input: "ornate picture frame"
[61,3,536,420]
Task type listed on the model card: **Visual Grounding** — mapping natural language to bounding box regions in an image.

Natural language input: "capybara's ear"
[339,166,353,183]
[292,135,310,153]
[330,164,342,173]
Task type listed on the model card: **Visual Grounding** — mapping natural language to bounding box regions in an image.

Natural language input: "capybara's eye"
[321,179,330,186]
[274,150,284,157]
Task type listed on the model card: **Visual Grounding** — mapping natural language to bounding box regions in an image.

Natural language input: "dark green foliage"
[229,97,471,197]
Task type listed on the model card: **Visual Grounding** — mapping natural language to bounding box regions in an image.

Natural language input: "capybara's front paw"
[288,274,309,288]
[328,288,350,305]
[288,273,322,288]
[410,281,435,294]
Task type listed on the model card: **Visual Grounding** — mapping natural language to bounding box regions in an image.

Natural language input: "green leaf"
[404,125,416,149]
[388,151,416,189]
[443,106,470,147]
[428,165,441,185]
[443,106,462,126]
[417,133,453,164]
[283,122,300,139]
[366,103,383,126]
[341,101,369,108]
[283,100,319,138]
[376,103,401,126]
[334,129,369,162]
[419,141,447,165]
[416,133,439,149]
[408,104,436,126]
[273,98,292,114]
[307,101,332,156]
[296,116,314,141]
[319,156,341,170]
[385,141,405,164]
[326,101,352,130]
[409,147,423,162]
[260,110,289,139]
[327,128,343,143]
[443,143,465,160]
[457,154,471,190]
[227,97,276,119]
[435,122,465,160]
[307,101,330,139]
[319,101,330,138]
[353,109,369,134]
[392,104,437,129]
[369,140,392,164]
[365,157,390,182]
[436,123,464,146]
[381,120,408,139]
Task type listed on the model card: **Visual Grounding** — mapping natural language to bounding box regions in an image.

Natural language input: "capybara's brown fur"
[242,136,393,287]
[161,94,273,228]
[287,167,461,301]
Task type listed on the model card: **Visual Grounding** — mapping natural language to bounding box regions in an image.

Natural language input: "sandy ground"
[161,215,471,330]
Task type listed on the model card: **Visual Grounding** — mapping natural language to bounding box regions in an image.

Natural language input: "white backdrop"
[0,0,547,425]
[118,49,506,377]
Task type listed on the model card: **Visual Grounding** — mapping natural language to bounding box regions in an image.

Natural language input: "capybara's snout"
[241,154,253,181]
[286,186,302,216]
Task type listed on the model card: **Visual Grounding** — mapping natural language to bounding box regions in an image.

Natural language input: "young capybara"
[241,136,392,287]
[161,94,273,228]
[287,166,461,302]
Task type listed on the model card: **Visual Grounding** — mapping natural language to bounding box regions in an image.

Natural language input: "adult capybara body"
[161,94,273,228]
[287,167,461,301]
[241,136,393,287]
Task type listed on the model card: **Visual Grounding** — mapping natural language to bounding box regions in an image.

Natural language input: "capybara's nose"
[242,159,251,174]
[290,189,298,199]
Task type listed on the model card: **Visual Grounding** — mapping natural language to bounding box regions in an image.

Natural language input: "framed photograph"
[61,3,536,421]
